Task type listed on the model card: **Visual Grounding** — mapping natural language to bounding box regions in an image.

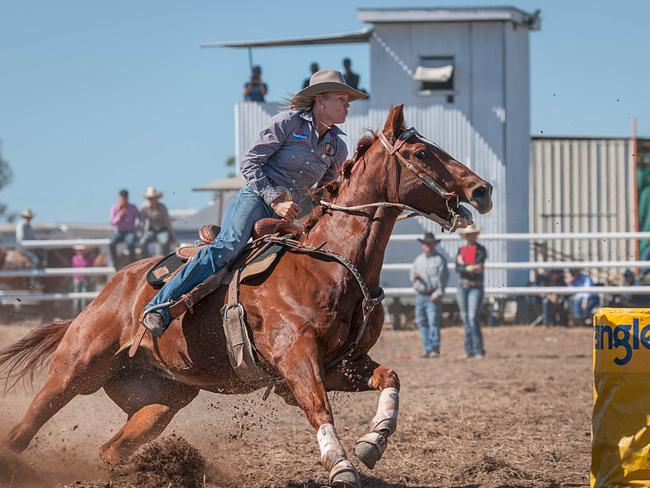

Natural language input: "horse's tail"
[0,320,72,392]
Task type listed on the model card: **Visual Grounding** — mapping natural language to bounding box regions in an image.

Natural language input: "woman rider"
[142,70,368,335]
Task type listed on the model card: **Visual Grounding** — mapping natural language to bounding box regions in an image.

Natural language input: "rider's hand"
[271,200,301,221]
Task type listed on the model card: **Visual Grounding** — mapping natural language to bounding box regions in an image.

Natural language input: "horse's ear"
[383,104,405,141]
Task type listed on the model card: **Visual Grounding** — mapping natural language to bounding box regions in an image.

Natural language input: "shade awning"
[413,65,454,82]
[201,28,373,49]
[192,176,246,192]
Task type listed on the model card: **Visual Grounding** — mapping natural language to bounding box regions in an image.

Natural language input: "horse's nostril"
[472,186,488,202]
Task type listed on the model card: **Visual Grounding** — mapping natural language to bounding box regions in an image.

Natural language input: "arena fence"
[1,232,649,302]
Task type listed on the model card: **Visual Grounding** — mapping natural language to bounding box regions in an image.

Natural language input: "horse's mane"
[302,132,378,234]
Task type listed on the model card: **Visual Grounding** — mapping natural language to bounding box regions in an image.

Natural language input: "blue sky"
[1,0,648,223]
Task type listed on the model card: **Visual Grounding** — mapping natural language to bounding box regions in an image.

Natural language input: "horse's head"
[378,104,493,230]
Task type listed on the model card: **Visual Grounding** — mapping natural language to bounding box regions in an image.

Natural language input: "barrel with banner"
[592,308,650,486]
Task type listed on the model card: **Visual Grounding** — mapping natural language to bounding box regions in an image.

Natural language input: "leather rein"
[320,127,469,233]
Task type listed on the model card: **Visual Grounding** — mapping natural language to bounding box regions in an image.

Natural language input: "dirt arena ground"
[0,320,592,488]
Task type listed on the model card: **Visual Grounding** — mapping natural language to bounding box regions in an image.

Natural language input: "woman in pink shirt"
[71,244,91,314]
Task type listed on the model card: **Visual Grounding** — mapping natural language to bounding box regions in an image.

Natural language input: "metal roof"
[357,6,540,29]
[202,27,373,49]
[192,176,246,192]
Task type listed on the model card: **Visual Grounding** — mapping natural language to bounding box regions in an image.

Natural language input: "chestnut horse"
[0,106,492,487]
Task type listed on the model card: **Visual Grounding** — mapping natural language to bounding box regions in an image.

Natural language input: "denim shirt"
[240,110,348,205]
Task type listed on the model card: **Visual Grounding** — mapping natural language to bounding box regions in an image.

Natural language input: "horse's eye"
[415,150,427,159]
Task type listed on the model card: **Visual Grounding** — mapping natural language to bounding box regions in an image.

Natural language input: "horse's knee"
[369,366,400,391]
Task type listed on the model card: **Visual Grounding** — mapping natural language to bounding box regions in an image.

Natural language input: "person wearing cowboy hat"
[141,69,367,336]
[15,209,41,268]
[139,187,175,257]
[455,224,487,358]
[410,232,449,358]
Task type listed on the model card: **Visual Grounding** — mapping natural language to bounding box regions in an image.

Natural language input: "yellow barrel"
[592,308,650,487]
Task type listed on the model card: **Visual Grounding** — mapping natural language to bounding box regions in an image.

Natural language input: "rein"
[319,127,469,232]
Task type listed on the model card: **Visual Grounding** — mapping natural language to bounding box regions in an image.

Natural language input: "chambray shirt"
[240,110,348,205]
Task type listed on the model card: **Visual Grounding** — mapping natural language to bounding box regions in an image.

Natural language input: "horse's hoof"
[99,445,124,466]
[329,459,362,488]
[354,432,387,470]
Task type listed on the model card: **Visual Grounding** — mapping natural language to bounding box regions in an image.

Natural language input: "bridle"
[320,127,471,232]
[378,127,455,202]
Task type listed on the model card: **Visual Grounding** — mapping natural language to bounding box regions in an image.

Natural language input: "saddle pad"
[146,252,185,289]
[145,243,286,290]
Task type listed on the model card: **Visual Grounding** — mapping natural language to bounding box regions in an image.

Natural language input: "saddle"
[145,219,302,289]
[135,218,304,379]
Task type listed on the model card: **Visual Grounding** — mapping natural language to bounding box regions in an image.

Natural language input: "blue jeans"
[415,293,441,353]
[146,185,276,328]
[456,285,485,356]
[140,229,172,256]
[109,230,136,267]
[571,295,599,320]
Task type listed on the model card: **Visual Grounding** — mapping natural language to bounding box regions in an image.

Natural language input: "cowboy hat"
[143,187,163,199]
[21,209,34,219]
[417,232,441,244]
[73,244,87,252]
[292,69,367,103]
[459,224,481,235]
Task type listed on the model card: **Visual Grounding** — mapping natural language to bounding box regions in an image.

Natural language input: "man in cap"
[410,232,449,358]
[109,189,140,269]
[455,224,487,358]
[243,65,268,102]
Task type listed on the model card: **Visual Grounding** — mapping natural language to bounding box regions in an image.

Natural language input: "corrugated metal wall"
[530,137,636,265]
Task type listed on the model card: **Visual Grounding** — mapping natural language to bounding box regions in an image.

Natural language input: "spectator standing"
[109,189,140,269]
[342,58,360,89]
[303,62,319,88]
[455,225,487,358]
[243,65,268,102]
[139,187,175,256]
[15,209,40,267]
[71,244,90,314]
[410,233,449,358]
[541,268,567,326]
[617,269,642,307]
[567,268,599,326]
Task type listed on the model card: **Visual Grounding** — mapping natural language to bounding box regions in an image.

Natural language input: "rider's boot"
[141,311,167,337]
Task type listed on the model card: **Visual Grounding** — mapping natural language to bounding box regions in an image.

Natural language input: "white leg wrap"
[369,387,399,435]
[317,423,347,471]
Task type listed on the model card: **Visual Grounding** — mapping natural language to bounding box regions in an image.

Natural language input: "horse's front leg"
[277,333,362,488]
[324,354,400,470]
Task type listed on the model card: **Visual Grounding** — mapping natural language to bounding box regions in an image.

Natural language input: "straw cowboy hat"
[459,224,481,236]
[292,69,367,104]
[143,187,164,199]
[73,244,87,252]
[21,209,34,219]
[418,232,441,244]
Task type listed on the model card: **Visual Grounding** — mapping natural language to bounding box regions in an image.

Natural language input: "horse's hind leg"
[324,354,400,471]
[278,334,361,488]
[100,369,198,465]
[4,319,118,452]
